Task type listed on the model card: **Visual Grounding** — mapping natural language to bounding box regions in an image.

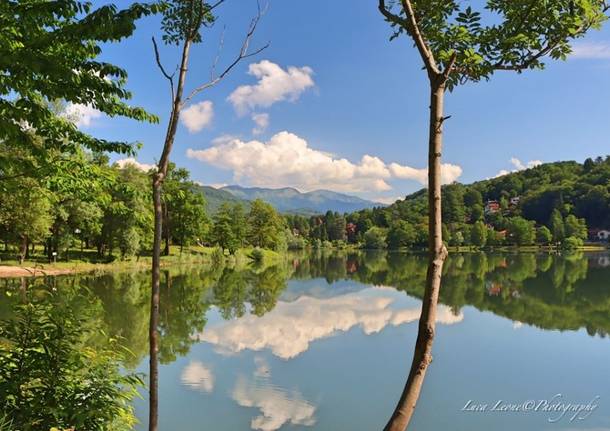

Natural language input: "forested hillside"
[286,156,610,249]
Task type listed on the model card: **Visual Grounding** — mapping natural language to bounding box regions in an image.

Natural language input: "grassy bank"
[0,246,282,278]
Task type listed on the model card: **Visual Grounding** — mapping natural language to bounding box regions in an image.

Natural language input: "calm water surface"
[5,251,610,431]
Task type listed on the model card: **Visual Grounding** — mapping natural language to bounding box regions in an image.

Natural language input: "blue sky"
[79,1,610,203]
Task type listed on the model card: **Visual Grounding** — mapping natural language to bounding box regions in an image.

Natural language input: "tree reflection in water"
[1,251,609,427]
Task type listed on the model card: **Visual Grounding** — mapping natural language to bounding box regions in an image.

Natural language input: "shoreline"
[0,246,283,278]
[1,245,607,278]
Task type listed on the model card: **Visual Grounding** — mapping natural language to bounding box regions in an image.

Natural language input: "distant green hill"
[191,184,250,214]
[356,155,610,230]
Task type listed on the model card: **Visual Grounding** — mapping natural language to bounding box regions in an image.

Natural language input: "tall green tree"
[0,1,159,179]
[378,1,608,429]
[564,214,588,240]
[550,209,566,244]
[507,217,536,245]
[470,221,488,248]
[0,178,52,263]
[211,203,245,255]
[247,199,284,250]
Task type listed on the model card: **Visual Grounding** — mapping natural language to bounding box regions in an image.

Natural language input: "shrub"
[562,236,584,250]
[248,248,265,263]
[0,302,142,431]
[211,246,225,264]
[363,227,387,249]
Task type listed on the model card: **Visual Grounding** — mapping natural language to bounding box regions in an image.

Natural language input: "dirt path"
[0,266,75,278]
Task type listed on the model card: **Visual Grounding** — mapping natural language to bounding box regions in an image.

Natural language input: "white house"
[597,229,610,241]
[590,229,610,241]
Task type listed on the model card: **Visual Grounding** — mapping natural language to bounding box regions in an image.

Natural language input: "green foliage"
[248,248,265,263]
[506,217,536,245]
[387,221,417,249]
[247,199,285,250]
[343,157,607,248]
[164,165,209,252]
[0,301,141,431]
[470,221,488,247]
[536,226,553,245]
[0,177,52,261]
[211,203,244,254]
[565,214,588,240]
[160,0,217,45]
[363,227,387,249]
[382,0,608,90]
[563,236,584,249]
[0,0,160,167]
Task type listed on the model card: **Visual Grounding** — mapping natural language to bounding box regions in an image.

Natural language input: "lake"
[2,251,610,431]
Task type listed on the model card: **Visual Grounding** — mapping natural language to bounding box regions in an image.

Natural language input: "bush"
[248,247,264,263]
[0,302,142,431]
[211,246,225,264]
[363,227,387,249]
[562,236,584,249]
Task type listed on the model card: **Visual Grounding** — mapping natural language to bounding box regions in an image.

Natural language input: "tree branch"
[442,51,457,81]
[152,36,176,101]
[183,0,269,105]
[492,3,610,73]
[378,0,408,27]
[378,0,440,78]
[399,0,440,77]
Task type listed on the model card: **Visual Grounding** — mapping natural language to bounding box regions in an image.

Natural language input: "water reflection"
[200,287,462,359]
[181,360,215,393]
[2,251,609,364]
[232,357,317,431]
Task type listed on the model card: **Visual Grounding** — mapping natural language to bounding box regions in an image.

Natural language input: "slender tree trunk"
[19,235,28,265]
[149,37,192,431]
[384,78,448,431]
[163,202,170,256]
[149,177,162,431]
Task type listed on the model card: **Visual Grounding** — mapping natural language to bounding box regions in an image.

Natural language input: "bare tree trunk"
[163,202,170,256]
[19,235,27,265]
[149,178,162,431]
[149,38,192,431]
[384,78,448,431]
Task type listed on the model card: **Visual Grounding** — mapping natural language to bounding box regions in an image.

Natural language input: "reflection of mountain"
[232,357,316,431]
[199,287,463,359]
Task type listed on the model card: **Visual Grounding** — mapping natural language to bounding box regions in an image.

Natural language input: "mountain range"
[192,184,382,215]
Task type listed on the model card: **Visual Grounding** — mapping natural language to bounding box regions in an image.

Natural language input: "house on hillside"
[510,196,521,206]
[485,200,500,215]
[589,229,610,242]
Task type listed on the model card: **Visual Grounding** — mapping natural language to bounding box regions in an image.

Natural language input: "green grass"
[0,244,283,276]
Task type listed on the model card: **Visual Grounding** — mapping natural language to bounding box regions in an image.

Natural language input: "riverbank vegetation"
[2,155,608,269]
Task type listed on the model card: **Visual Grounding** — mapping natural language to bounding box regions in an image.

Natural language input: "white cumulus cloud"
[114,157,156,172]
[181,361,215,393]
[228,60,314,115]
[186,131,462,193]
[571,41,610,59]
[197,287,463,360]
[494,157,542,178]
[181,100,214,133]
[64,103,102,127]
[232,374,316,431]
[252,113,270,135]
